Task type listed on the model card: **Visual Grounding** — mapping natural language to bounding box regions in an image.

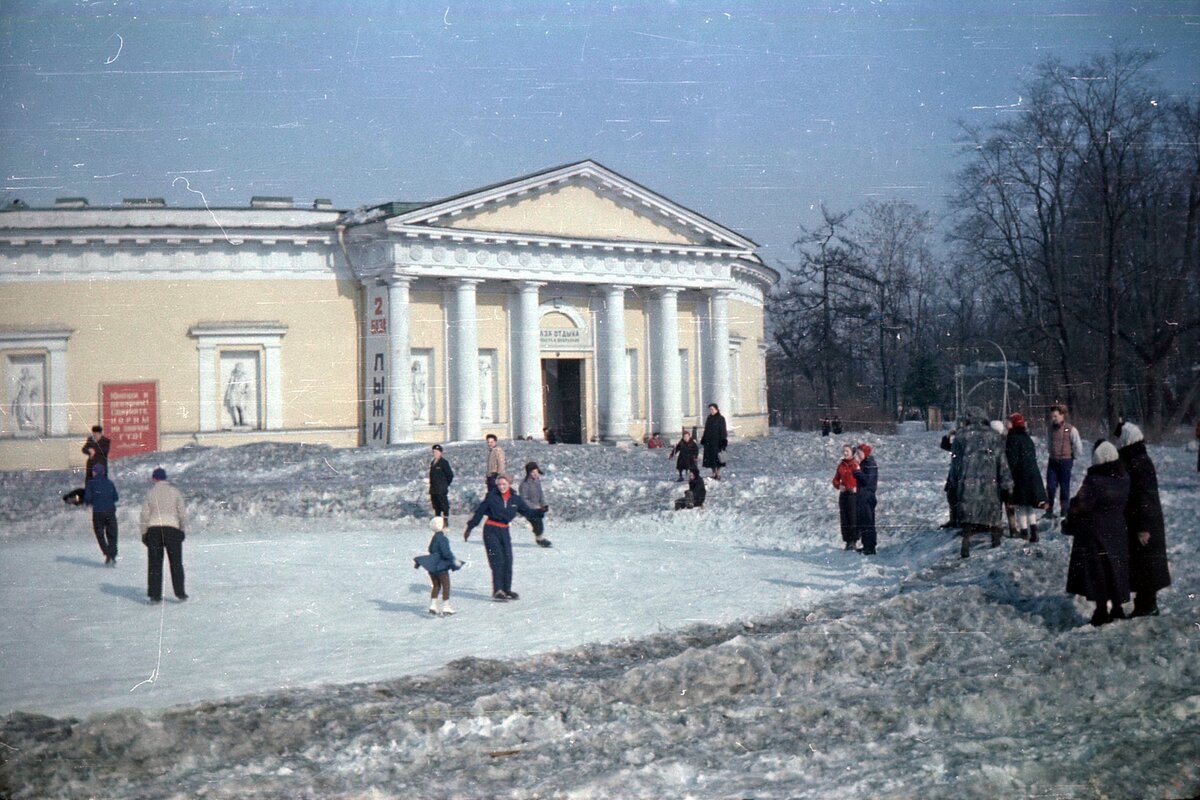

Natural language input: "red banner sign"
[101,382,159,459]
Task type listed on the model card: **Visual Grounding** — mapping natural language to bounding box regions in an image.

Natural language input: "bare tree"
[768,207,867,415]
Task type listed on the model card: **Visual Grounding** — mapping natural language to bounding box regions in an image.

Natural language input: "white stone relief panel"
[478,349,498,423]
[411,349,434,424]
[3,354,46,437]
[220,351,260,430]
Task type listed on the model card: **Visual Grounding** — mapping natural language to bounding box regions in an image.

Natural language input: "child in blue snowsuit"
[414,516,464,616]
[84,463,120,565]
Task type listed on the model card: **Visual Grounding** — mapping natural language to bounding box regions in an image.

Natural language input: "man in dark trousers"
[141,467,188,603]
[84,463,120,565]
[82,425,110,481]
[429,444,454,526]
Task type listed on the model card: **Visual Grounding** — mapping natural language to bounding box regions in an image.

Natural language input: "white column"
[448,278,483,442]
[47,342,69,436]
[264,342,283,430]
[196,343,217,432]
[511,281,544,439]
[598,284,632,442]
[708,289,732,417]
[652,287,682,437]
[385,273,413,443]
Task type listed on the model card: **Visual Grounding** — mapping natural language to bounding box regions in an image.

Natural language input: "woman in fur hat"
[1064,442,1131,626]
[1114,423,1170,617]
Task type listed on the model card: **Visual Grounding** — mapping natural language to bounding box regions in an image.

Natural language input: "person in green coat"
[1004,413,1048,542]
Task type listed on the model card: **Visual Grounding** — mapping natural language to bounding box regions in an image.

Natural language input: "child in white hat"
[413,516,465,616]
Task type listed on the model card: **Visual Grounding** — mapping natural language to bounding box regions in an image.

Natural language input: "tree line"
[768,48,1200,437]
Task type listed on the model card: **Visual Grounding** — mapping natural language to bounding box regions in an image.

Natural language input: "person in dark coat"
[832,444,858,550]
[1115,423,1171,617]
[1064,442,1131,626]
[674,463,707,510]
[852,444,878,555]
[414,516,464,616]
[700,403,728,480]
[464,474,542,601]
[831,415,843,435]
[940,427,960,528]
[821,418,831,437]
[82,425,110,482]
[83,463,120,565]
[428,444,454,527]
[1004,413,1048,542]
[668,430,699,481]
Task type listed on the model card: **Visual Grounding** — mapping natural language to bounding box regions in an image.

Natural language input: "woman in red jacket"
[832,444,859,550]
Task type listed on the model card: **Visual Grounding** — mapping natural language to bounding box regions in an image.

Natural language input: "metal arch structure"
[954,361,1040,422]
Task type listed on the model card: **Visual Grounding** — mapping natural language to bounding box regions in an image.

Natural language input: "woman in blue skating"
[414,516,464,616]
[463,473,542,601]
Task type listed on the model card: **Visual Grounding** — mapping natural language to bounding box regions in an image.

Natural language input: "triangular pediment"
[390,161,756,250]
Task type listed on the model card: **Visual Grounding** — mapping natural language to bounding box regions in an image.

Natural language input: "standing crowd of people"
[939,403,1172,626]
[62,396,1176,628]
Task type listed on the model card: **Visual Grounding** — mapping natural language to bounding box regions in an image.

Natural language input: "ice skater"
[519,461,552,547]
[464,473,542,601]
[414,516,465,616]
[84,463,120,565]
[140,467,188,603]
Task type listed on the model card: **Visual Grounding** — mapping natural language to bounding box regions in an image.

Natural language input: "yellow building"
[0,161,776,471]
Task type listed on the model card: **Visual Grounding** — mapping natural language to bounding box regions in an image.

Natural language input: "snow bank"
[1,430,1196,799]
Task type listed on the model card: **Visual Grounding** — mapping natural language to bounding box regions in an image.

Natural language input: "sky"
[2,1,1198,262]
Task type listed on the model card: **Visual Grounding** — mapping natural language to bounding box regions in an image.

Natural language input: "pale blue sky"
[2,1,1197,259]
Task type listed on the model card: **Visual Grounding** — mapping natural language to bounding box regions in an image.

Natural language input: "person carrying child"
[414,516,465,616]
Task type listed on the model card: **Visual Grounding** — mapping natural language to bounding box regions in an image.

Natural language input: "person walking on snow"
[82,424,110,483]
[518,461,553,548]
[832,444,858,551]
[1045,402,1083,521]
[84,463,120,565]
[1064,441,1131,626]
[484,434,505,492]
[955,407,1014,558]
[140,467,188,603]
[1114,422,1171,617]
[940,427,961,528]
[428,444,454,527]
[668,430,699,482]
[700,403,728,480]
[414,516,465,616]
[852,444,878,555]
[464,474,542,601]
[1004,413,1048,542]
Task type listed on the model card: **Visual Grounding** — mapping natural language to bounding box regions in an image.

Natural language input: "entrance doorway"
[542,358,583,444]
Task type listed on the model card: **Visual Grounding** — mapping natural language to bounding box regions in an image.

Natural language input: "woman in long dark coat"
[1064,442,1131,626]
[700,403,728,480]
[1116,423,1171,617]
[1004,413,1048,542]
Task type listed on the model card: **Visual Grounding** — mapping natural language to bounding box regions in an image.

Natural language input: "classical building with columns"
[0,161,776,471]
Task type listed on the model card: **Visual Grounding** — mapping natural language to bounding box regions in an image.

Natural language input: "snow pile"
[0,430,1196,799]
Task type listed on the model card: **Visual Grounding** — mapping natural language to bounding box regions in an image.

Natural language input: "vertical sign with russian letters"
[101,382,159,459]
[364,284,390,446]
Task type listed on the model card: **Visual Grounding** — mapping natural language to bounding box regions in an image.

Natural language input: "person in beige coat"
[484,434,506,492]
[140,467,188,603]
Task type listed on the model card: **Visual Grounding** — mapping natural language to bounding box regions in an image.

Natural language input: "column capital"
[651,285,684,297]
[512,280,547,292]
[381,269,414,286]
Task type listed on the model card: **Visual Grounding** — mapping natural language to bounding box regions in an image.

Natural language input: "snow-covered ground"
[1,430,1196,799]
